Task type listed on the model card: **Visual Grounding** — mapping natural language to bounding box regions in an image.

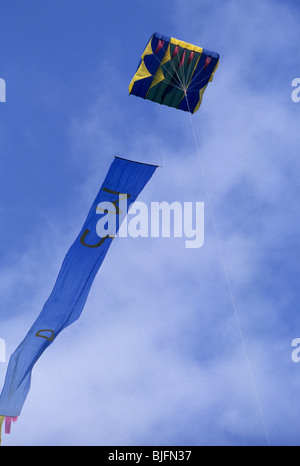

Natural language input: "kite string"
[150,44,208,94]
[153,105,163,167]
[150,42,216,95]
[185,98,271,447]
[151,47,183,89]
[159,42,185,89]
[176,48,187,89]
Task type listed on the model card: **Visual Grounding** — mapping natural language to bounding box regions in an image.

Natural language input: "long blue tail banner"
[0,156,157,420]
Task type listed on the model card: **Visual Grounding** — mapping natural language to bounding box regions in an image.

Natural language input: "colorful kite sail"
[129,32,220,114]
[0,156,157,443]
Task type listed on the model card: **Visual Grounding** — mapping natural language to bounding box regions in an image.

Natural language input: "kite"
[129,32,220,114]
[0,156,157,443]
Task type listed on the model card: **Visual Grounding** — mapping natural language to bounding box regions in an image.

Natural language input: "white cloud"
[1,0,300,446]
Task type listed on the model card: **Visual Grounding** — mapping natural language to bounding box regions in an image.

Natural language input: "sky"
[0,0,300,446]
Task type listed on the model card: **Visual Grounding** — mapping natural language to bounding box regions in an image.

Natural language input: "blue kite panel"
[0,156,157,417]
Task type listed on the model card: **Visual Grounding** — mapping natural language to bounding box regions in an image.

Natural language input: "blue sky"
[0,0,300,446]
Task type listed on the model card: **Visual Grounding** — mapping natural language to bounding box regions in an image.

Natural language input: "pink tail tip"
[5,416,18,434]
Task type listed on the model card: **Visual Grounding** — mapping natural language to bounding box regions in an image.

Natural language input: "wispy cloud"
[1,0,300,446]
